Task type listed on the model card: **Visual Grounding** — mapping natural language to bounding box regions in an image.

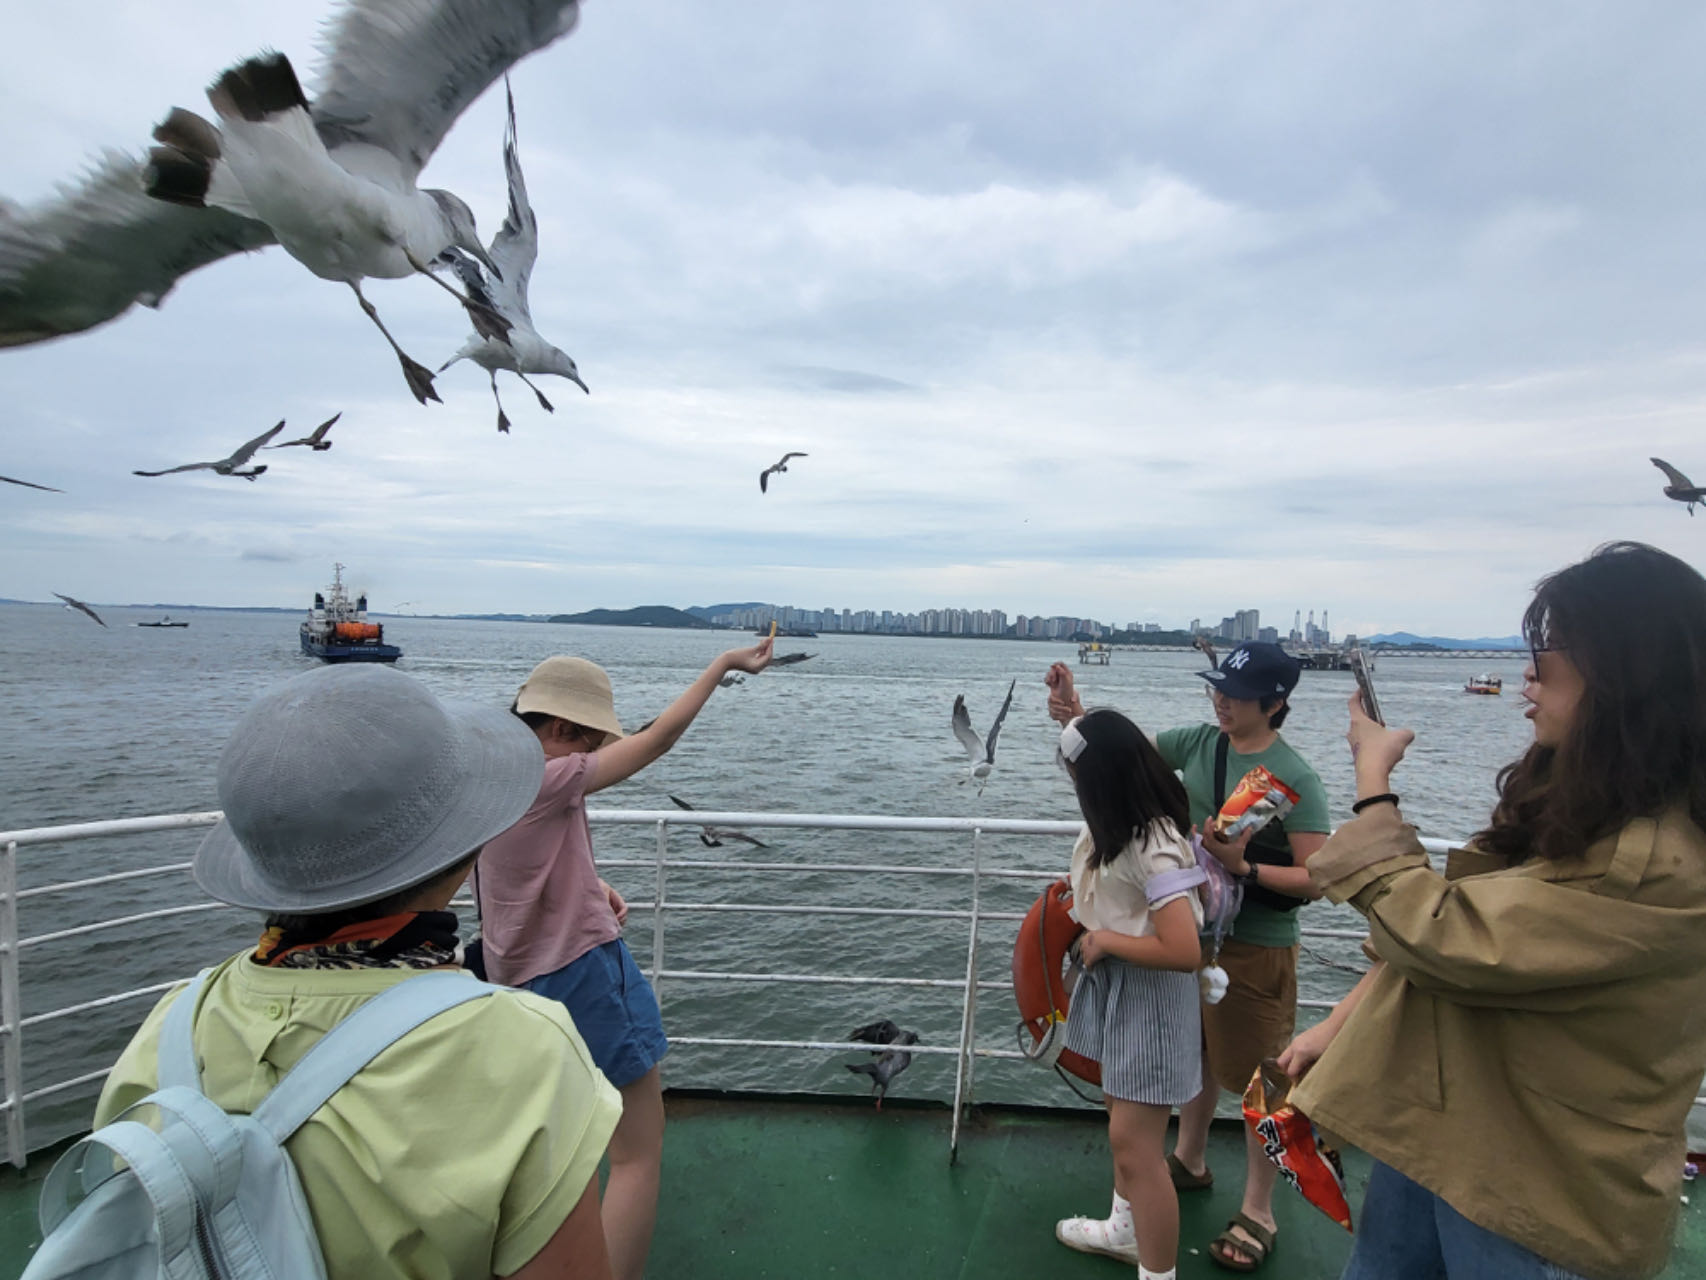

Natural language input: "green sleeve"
[1156,723,1212,773]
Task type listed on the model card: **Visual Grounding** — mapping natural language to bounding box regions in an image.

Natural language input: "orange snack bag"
[1243,1059,1353,1232]
[1214,766,1302,840]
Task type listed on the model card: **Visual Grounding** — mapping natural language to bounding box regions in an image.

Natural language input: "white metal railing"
[0,810,1453,1169]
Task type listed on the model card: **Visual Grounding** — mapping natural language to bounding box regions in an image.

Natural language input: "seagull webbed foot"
[400,355,442,405]
[533,386,554,412]
[497,408,511,434]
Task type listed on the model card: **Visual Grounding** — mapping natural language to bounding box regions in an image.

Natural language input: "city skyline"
[702,601,1338,643]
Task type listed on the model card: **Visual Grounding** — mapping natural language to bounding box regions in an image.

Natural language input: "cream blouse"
[1068,819,1204,937]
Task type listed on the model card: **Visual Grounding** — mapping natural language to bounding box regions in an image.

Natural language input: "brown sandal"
[1208,1213,1275,1272]
[1166,1152,1214,1191]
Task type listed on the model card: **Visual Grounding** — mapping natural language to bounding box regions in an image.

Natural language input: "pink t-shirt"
[476,752,623,987]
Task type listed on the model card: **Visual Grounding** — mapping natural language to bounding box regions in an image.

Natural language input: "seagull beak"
[471,244,502,280]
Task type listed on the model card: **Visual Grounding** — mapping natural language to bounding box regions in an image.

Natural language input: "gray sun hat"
[194,665,545,913]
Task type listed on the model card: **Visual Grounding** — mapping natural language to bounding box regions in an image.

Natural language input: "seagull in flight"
[952,679,1016,793]
[133,421,285,480]
[1,475,62,492]
[717,674,745,688]
[667,796,771,849]
[1652,458,1706,515]
[53,593,106,627]
[439,80,588,434]
[267,412,341,451]
[1,0,585,406]
[760,452,808,493]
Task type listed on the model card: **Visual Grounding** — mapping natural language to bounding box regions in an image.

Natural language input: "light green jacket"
[1292,803,1706,1280]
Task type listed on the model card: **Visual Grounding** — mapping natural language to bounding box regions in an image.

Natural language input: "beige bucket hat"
[514,656,625,746]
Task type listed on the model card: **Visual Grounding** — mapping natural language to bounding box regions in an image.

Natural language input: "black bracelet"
[1351,792,1400,815]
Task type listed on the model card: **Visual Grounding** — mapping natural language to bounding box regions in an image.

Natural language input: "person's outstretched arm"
[586,638,773,793]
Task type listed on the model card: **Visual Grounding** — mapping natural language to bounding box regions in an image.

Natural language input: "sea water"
[0,601,1535,1145]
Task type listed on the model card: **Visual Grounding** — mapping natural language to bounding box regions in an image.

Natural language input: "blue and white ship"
[298,564,401,663]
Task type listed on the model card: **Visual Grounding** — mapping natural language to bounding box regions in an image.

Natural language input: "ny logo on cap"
[1227,649,1252,669]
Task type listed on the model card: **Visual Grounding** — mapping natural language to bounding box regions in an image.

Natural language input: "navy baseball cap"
[1198,642,1302,701]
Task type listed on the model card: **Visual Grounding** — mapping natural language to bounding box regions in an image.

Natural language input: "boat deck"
[5,1094,1703,1279]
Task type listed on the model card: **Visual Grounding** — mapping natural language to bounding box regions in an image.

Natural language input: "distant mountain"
[684,602,769,620]
[549,605,718,629]
[1367,632,1525,650]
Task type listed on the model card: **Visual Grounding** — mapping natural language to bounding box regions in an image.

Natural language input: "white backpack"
[25,968,494,1280]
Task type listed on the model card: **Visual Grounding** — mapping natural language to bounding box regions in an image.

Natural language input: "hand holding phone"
[1350,647,1383,725]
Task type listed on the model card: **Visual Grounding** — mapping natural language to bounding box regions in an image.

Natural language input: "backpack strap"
[251,972,495,1144]
[1594,817,1659,901]
[156,968,213,1093]
[1145,865,1208,904]
[39,1120,200,1254]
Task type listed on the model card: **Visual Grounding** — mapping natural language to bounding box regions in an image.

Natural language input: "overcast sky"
[4,0,1706,636]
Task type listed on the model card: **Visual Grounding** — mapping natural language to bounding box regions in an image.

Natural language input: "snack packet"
[1243,1058,1353,1232]
[1215,766,1301,840]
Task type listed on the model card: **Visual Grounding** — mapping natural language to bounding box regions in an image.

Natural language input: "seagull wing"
[951,695,986,762]
[780,452,808,463]
[759,468,771,493]
[53,593,106,626]
[723,830,770,849]
[1652,457,1696,490]
[306,412,342,444]
[485,79,538,319]
[0,474,62,492]
[311,0,582,182]
[668,794,697,811]
[133,462,217,476]
[224,421,288,468]
[0,151,274,348]
[984,679,1016,761]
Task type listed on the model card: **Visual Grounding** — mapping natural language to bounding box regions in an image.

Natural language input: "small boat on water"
[300,564,401,663]
[134,615,188,628]
[1465,674,1502,695]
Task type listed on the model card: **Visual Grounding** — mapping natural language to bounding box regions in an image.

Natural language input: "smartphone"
[1350,646,1384,725]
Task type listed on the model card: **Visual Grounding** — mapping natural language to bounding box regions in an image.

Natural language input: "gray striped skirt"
[1063,958,1202,1104]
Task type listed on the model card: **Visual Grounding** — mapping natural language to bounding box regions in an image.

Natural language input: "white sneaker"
[1055,1213,1141,1264]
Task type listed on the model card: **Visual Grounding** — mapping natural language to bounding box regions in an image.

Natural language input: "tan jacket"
[1291,803,1706,1280]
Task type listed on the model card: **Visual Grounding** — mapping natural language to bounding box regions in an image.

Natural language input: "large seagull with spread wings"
[0,0,585,405]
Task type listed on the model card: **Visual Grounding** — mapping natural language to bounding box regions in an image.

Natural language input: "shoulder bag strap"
[156,968,213,1094]
[1594,817,1659,901]
[1213,732,1230,813]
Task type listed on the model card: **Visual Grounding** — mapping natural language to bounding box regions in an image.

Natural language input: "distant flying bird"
[133,421,285,480]
[845,1019,918,1110]
[667,795,770,849]
[0,475,62,492]
[1,0,586,403]
[1192,635,1218,668]
[267,412,341,451]
[952,679,1016,793]
[53,592,106,627]
[718,674,745,688]
[439,80,588,434]
[759,452,808,493]
[771,652,816,666]
[1652,458,1706,515]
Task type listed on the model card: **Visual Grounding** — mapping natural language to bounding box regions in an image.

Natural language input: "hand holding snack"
[1243,1058,1352,1232]
[1215,765,1301,841]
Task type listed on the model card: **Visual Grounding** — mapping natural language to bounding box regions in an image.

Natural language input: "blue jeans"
[1342,1162,1590,1280]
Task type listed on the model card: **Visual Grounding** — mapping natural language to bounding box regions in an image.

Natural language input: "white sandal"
[1055,1213,1141,1264]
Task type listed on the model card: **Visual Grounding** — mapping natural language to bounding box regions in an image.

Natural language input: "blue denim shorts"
[525,938,668,1088]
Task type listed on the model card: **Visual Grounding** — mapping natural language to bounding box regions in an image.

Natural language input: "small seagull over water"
[0,475,62,492]
[134,421,284,480]
[439,80,588,434]
[267,413,341,451]
[0,1,586,404]
[53,593,106,627]
[667,796,770,849]
[759,452,807,493]
[845,1019,919,1110]
[1652,458,1706,516]
[717,674,745,688]
[952,679,1016,793]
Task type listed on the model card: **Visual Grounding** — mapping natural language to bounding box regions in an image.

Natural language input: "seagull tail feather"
[208,51,309,124]
[144,146,214,209]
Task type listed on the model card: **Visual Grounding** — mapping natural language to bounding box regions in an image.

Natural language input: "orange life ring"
[1012,880,1101,1087]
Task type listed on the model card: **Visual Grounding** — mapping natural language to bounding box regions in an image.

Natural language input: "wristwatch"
[1238,864,1260,888]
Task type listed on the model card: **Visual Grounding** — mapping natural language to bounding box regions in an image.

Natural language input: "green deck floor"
[3,1094,1705,1277]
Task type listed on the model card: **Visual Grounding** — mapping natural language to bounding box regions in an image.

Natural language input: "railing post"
[651,820,669,1004]
[1,839,24,1168]
[948,826,983,1164]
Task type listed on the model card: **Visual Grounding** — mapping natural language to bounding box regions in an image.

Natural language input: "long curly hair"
[1069,709,1193,868]
[1476,541,1706,863]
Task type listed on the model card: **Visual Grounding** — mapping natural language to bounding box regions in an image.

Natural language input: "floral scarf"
[254,910,462,970]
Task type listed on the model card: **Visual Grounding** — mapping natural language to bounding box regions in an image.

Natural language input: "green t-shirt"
[1156,722,1330,948]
